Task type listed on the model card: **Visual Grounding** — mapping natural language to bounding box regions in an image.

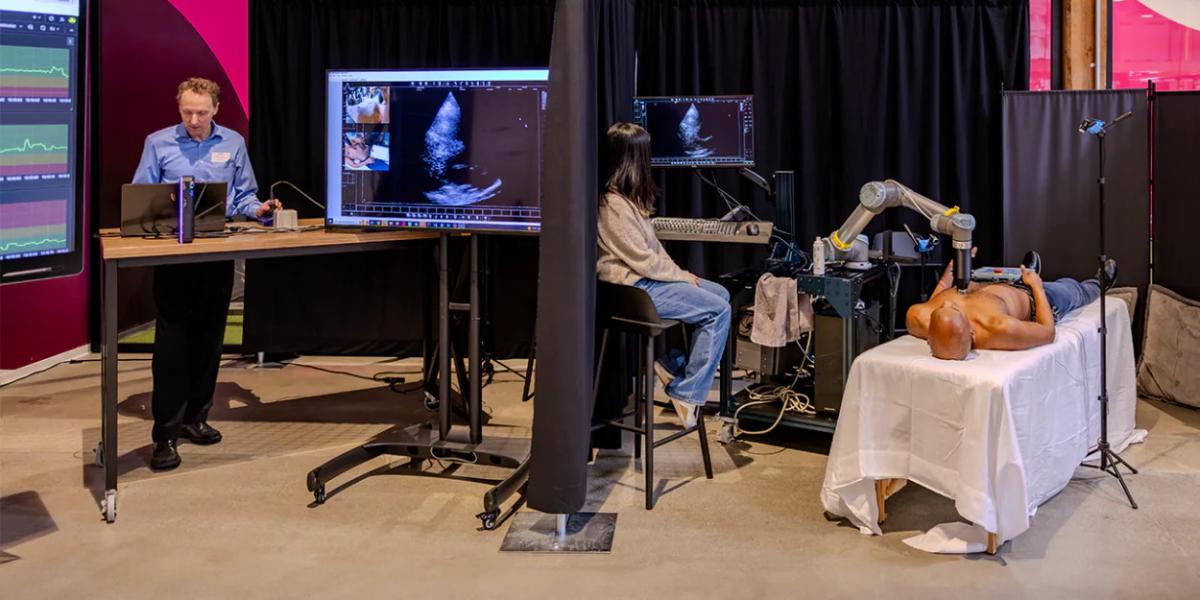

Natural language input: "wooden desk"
[95,219,439,522]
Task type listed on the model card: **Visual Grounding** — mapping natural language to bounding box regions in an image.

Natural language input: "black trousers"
[151,261,234,442]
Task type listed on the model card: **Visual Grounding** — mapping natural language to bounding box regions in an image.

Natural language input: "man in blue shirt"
[133,77,282,470]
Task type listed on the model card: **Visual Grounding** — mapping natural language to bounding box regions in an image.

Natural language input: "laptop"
[120,182,227,237]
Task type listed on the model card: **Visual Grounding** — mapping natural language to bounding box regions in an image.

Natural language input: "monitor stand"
[305,232,530,530]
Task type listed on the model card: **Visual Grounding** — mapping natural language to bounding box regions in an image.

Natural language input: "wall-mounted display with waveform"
[0,0,87,285]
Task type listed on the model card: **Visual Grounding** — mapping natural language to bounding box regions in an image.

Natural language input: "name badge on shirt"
[210,151,232,165]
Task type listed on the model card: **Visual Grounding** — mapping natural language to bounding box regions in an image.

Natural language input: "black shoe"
[150,440,181,471]
[1100,258,1118,291]
[180,422,222,445]
[1021,250,1042,275]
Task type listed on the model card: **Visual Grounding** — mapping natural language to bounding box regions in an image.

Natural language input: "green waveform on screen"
[0,138,69,154]
[0,238,67,252]
[0,65,70,78]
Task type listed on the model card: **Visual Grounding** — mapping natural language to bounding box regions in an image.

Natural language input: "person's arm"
[132,138,161,184]
[227,144,268,219]
[982,267,1055,349]
[983,315,1055,350]
[1023,267,1054,329]
[598,200,692,284]
[905,301,934,339]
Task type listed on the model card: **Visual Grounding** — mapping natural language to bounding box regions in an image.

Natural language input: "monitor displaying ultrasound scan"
[632,95,755,168]
[325,69,548,233]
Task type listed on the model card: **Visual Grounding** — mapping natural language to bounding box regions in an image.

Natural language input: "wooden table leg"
[875,479,888,524]
[987,532,998,555]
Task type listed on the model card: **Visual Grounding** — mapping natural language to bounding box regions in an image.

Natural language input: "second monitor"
[632,95,755,168]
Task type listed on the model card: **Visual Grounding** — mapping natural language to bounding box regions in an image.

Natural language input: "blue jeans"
[634,277,731,406]
[1042,277,1101,322]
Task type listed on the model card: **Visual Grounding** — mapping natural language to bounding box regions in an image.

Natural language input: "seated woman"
[596,122,731,427]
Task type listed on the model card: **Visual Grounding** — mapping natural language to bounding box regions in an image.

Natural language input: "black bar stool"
[592,281,714,509]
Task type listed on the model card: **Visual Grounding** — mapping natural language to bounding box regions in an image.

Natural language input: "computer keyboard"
[651,218,773,244]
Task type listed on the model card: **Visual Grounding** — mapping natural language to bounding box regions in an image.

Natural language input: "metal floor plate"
[499,512,617,553]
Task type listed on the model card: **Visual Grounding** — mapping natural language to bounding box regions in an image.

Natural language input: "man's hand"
[1019,264,1042,289]
[255,198,282,219]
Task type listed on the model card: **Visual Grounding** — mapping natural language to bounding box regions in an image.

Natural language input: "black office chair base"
[306,424,530,530]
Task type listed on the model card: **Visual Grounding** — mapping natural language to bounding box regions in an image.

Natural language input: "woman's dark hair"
[603,122,657,216]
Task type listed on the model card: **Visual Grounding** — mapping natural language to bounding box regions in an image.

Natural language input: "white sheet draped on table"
[821,298,1144,552]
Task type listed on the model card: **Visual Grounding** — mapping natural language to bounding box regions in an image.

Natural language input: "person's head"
[604,122,657,216]
[927,303,973,360]
[176,77,221,139]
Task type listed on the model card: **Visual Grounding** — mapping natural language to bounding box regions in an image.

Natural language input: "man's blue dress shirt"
[132,122,263,219]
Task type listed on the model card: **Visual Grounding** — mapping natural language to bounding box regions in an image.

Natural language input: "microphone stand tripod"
[1079,112,1137,509]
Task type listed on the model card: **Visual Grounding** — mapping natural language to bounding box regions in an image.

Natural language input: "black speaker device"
[178,176,195,243]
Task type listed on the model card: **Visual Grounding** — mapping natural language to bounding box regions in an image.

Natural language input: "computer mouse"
[746,223,760,236]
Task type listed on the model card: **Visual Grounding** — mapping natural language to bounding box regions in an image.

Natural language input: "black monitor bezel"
[0,2,90,285]
[323,67,548,237]
[632,94,756,169]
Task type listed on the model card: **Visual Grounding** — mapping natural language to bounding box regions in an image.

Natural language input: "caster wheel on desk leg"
[477,510,499,531]
[314,485,327,505]
[102,490,117,523]
[718,422,737,445]
[94,442,104,467]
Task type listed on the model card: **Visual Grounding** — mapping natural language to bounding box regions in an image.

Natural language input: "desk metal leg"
[100,260,119,523]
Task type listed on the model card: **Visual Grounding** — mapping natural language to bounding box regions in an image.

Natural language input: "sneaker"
[669,397,699,429]
[1101,258,1118,291]
[1021,250,1042,275]
[653,359,677,390]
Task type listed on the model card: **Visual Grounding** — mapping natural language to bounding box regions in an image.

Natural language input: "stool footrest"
[653,426,699,448]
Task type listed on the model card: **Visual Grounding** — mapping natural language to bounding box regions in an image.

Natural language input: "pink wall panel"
[1,0,249,370]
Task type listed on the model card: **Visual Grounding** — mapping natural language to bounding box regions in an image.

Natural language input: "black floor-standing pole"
[1080,115,1138,509]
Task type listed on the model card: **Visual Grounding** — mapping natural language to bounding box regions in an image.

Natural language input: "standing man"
[133,77,282,470]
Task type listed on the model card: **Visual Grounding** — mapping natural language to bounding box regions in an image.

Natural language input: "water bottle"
[812,237,825,275]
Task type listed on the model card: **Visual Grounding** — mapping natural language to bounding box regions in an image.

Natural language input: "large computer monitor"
[632,95,755,168]
[0,1,89,285]
[325,68,548,233]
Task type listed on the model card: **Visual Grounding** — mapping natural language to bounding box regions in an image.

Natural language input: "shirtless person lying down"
[906,252,1116,360]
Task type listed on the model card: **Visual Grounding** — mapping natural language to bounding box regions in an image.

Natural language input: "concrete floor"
[1,356,1198,599]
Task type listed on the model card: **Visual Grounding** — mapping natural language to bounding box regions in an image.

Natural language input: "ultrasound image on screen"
[634,96,754,167]
[391,86,540,208]
[327,69,547,233]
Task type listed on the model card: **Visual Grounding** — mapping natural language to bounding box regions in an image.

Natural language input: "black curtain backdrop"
[635,0,1030,273]
[1152,92,1200,302]
[245,0,554,356]
[1001,90,1150,346]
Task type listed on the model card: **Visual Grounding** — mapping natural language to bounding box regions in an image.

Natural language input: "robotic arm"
[827,180,976,291]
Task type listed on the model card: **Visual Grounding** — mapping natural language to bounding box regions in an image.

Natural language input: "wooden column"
[1063,0,1108,89]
